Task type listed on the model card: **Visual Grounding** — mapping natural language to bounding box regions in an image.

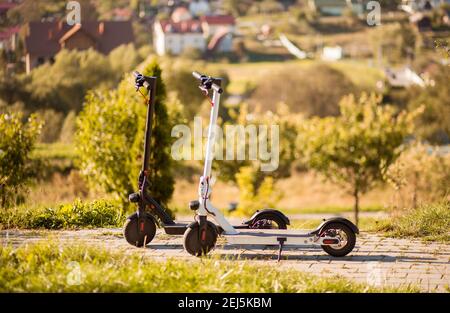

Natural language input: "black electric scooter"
[123,72,290,247]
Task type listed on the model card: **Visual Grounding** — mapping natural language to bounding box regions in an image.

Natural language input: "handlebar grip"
[192,71,203,80]
[133,71,141,78]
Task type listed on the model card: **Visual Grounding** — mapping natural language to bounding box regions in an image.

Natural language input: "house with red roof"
[23,20,134,73]
[153,6,235,56]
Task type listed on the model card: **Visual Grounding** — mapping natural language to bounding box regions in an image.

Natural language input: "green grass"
[377,201,450,242]
[32,143,77,160]
[207,59,382,95]
[0,199,125,230]
[0,241,416,292]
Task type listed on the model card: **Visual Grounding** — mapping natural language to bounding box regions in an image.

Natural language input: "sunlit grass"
[0,241,417,293]
[377,201,450,242]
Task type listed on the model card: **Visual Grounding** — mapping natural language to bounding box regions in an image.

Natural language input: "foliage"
[378,201,450,242]
[250,64,357,117]
[215,103,297,184]
[0,112,42,208]
[76,60,176,209]
[0,241,416,292]
[370,23,418,65]
[386,143,450,209]
[408,64,450,144]
[298,93,422,225]
[235,166,282,216]
[59,111,77,144]
[7,0,98,25]
[223,0,253,16]
[0,199,124,229]
[160,58,230,120]
[36,109,64,143]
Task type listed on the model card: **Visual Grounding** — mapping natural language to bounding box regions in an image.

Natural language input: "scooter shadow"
[147,243,440,263]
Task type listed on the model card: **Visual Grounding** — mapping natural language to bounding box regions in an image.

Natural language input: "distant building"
[322,45,343,61]
[384,67,425,88]
[0,26,19,51]
[23,21,134,74]
[0,1,17,25]
[409,12,433,31]
[400,0,450,14]
[308,0,368,16]
[189,0,211,16]
[153,7,235,56]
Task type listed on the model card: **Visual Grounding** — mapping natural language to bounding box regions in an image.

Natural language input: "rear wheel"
[320,223,356,257]
[123,213,157,247]
[250,214,287,229]
[183,222,217,257]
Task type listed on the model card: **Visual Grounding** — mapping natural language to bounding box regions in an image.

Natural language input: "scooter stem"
[202,82,221,178]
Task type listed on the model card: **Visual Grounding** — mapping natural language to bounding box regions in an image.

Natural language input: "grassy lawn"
[32,142,77,160]
[207,59,382,95]
[0,241,416,293]
[377,201,450,242]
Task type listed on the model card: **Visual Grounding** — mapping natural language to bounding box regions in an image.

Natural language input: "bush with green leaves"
[386,143,450,209]
[298,93,423,226]
[76,60,176,209]
[235,166,282,216]
[0,112,42,208]
[0,199,124,229]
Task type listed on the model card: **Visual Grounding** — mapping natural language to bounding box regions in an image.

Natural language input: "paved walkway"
[1,229,449,292]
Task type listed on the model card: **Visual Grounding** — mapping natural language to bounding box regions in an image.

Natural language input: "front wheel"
[320,223,356,257]
[183,222,217,257]
[123,213,157,247]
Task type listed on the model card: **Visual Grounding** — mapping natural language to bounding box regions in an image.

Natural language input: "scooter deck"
[223,229,316,246]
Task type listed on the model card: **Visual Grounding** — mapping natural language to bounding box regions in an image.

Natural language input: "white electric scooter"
[183,72,359,259]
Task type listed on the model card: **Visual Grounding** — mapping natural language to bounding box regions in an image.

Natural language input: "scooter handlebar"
[192,71,223,94]
[133,71,150,89]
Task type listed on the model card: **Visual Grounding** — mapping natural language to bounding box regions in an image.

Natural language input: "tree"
[0,112,42,208]
[298,93,422,225]
[76,60,175,209]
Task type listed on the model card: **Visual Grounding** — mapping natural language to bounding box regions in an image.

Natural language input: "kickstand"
[277,237,286,262]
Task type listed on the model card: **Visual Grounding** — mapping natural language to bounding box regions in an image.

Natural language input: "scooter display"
[123,72,290,247]
[182,71,359,259]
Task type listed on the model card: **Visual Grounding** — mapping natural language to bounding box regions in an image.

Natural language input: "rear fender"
[243,209,290,226]
[311,217,359,235]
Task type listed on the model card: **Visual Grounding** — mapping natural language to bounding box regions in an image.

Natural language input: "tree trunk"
[353,187,359,227]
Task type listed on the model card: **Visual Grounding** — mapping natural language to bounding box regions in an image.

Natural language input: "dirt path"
[1,228,449,292]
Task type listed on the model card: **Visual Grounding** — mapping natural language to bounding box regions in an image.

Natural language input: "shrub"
[0,199,124,229]
[386,143,450,209]
[378,201,450,242]
[0,112,42,208]
[235,166,282,216]
[76,60,176,209]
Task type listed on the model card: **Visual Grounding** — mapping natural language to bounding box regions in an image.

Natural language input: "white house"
[154,20,205,56]
[153,7,235,56]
